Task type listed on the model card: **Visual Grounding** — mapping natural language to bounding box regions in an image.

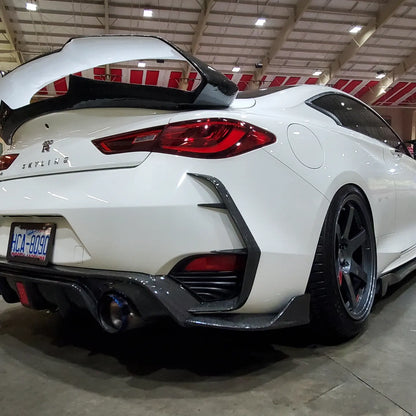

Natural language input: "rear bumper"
[0,258,310,331]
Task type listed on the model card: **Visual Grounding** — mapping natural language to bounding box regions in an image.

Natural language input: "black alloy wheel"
[307,185,377,342]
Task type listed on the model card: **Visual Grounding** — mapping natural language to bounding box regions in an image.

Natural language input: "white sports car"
[0,36,414,341]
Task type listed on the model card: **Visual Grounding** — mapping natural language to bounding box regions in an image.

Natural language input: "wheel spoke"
[350,260,368,283]
[336,223,342,243]
[349,229,367,253]
[343,273,357,308]
[342,204,355,240]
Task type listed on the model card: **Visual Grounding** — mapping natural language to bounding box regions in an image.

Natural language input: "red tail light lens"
[92,118,275,158]
[93,128,163,154]
[173,253,246,273]
[0,154,18,171]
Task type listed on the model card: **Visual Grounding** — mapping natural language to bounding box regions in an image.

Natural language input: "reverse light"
[0,154,18,171]
[92,118,276,158]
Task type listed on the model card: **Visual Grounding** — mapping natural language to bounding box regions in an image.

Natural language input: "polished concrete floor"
[0,277,415,416]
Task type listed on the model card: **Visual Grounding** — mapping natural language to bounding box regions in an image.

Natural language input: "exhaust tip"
[98,293,143,333]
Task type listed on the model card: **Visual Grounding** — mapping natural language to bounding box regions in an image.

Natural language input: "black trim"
[186,294,310,330]
[0,258,199,325]
[187,173,261,312]
[378,256,416,296]
[0,35,238,145]
[0,257,309,331]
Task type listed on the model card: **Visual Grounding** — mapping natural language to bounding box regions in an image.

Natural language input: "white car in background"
[0,36,415,342]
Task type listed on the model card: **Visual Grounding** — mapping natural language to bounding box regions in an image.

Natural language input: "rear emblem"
[42,140,54,152]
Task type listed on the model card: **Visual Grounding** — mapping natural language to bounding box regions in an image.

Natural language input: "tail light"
[92,118,275,158]
[0,154,18,171]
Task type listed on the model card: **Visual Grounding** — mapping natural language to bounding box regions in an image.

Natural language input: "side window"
[310,94,407,153]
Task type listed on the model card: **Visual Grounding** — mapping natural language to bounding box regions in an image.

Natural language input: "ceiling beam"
[104,0,111,79]
[318,0,407,85]
[249,0,311,89]
[0,2,22,65]
[179,0,215,90]
[361,49,416,105]
[104,0,109,33]
[191,0,215,55]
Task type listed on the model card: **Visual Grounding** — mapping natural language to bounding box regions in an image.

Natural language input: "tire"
[307,185,377,342]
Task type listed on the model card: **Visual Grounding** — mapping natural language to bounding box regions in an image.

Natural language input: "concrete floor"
[0,277,415,416]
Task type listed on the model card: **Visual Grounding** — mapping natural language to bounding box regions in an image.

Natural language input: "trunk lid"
[0,107,175,181]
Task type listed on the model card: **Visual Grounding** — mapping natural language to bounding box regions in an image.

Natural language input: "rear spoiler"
[0,36,238,145]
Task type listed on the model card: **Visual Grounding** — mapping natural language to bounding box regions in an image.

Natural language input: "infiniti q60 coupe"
[0,36,415,341]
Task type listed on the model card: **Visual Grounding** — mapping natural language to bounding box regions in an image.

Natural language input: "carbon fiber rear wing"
[0,36,238,145]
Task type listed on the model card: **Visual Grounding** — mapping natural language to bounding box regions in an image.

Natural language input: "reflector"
[175,253,246,273]
[15,282,30,306]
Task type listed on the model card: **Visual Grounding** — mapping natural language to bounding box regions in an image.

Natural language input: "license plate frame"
[7,222,56,266]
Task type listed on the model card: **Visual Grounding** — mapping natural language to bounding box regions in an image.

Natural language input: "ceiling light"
[232,66,241,73]
[255,18,266,27]
[349,25,363,34]
[26,1,38,11]
[143,9,153,17]
[313,70,323,76]
[137,62,146,68]
[376,70,386,79]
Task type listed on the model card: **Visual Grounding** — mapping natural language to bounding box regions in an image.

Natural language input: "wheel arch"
[306,181,378,341]
[322,171,378,237]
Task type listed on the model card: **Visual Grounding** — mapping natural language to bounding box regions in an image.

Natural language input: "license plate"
[7,223,56,265]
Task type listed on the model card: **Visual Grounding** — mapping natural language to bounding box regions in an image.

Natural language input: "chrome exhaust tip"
[98,293,143,333]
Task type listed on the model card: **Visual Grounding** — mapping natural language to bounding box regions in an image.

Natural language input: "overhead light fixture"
[26,1,38,11]
[313,70,323,76]
[376,70,386,79]
[143,9,153,17]
[255,18,266,27]
[349,25,363,34]
[137,62,146,68]
[255,62,263,69]
[232,66,241,73]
